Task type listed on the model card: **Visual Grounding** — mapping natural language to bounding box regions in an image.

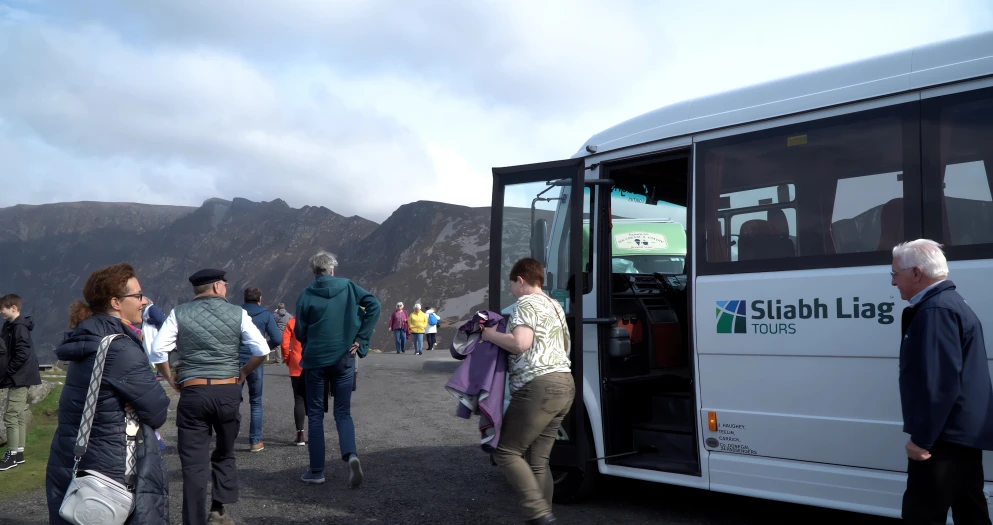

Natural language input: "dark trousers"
[902,440,991,525]
[426,333,437,350]
[290,375,307,432]
[177,384,242,525]
[305,354,357,473]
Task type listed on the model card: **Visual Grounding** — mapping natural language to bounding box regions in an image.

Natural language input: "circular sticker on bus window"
[614,232,668,251]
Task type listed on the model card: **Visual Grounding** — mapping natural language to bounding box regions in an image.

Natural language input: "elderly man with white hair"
[892,239,993,525]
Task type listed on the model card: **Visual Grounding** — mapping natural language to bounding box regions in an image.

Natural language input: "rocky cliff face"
[0,198,548,361]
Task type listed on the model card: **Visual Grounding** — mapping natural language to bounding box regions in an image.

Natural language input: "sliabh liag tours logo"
[716,297,896,335]
[716,300,747,334]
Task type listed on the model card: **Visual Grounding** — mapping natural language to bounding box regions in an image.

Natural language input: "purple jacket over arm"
[444,310,509,452]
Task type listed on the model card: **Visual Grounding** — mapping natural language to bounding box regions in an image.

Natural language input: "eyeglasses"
[890,268,913,279]
[119,293,144,301]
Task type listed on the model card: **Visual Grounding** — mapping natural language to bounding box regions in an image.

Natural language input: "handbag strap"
[538,294,570,354]
[72,334,139,487]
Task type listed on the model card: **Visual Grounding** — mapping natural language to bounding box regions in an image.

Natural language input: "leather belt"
[182,377,239,387]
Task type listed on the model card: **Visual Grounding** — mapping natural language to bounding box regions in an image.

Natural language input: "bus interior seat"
[876,198,904,251]
[737,219,796,260]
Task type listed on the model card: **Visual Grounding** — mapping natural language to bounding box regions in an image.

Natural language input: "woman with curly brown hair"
[46,263,171,525]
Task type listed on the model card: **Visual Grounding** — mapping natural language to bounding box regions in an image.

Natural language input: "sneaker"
[526,514,557,525]
[207,510,235,525]
[294,431,306,446]
[348,455,364,488]
[15,452,24,464]
[301,470,326,484]
[250,442,264,453]
[0,451,17,471]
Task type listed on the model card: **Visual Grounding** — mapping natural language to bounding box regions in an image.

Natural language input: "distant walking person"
[892,240,993,525]
[295,251,380,487]
[0,294,41,471]
[425,307,439,350]
[140,299,169,452]
[408,304,427,355]
[281,315,307,446]
[241,287,282,452]
[150,269,271,525]
[46,263,171,524]
[388,302,409,354]
[272,303,292,364]
[274,303,291,333]
[481,258,574,525]
[140,299,167,358]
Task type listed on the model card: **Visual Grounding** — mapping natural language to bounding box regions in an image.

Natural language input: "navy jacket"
[0,315,42,388]
[899,280,993,450]
[241,303,282,358]
[46,314,171,525]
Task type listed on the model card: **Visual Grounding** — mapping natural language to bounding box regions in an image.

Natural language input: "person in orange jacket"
[282,316,306,446]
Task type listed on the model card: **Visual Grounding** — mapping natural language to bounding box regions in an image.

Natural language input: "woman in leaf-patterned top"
[481,257,574,525]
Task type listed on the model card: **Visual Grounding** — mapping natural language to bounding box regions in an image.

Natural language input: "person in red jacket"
[282,316,306,446]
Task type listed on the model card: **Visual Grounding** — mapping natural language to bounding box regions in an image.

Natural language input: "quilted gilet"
[174,296,242,382]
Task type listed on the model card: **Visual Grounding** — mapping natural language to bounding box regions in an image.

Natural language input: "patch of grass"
[0,385,62,499]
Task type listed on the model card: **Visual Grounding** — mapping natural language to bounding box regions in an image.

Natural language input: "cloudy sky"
[1,1,991,222]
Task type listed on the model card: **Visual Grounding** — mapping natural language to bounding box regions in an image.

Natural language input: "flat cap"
[189,269,227,287]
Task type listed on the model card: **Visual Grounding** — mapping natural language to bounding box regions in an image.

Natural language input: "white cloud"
[0,1,991,221]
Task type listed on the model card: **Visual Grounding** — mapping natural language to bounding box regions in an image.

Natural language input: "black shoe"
[527,514,557,525]
[15,452,24,464]
[0,451,17,471]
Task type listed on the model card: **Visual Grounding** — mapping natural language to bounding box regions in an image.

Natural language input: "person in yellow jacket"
[408,304,428,355]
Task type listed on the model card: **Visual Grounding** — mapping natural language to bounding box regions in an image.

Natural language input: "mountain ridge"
[0,197,547,363]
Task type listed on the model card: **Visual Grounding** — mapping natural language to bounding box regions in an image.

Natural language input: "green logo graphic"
[716,300,747,334]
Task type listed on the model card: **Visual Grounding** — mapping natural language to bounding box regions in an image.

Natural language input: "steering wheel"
[652,272,678,294]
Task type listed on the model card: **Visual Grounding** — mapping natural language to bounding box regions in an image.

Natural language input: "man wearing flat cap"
[150,269,270,525]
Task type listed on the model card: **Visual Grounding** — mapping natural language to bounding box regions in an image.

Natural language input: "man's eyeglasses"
[890,268,913,279]
[119,293,144,301]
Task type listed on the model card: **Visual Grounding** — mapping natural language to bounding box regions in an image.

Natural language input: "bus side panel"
[696,261,993,516]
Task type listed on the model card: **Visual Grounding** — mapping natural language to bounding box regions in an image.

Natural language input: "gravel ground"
[1,351,898,524]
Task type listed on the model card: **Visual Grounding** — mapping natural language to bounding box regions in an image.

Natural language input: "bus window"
[699,103,917,270]
[926,88,993,248]
[830,172,903,253]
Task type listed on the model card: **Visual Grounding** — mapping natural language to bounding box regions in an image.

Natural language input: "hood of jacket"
[243,302,269,318]
[425,309,435,314]
[304,275,349,299]
[6,315,33,332]
[56,314,138,362]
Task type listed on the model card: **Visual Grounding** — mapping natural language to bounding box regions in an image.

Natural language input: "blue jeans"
[394,329,406,353]
[412,333,424,353]
[240,357,264,445]
[304,354,357,474]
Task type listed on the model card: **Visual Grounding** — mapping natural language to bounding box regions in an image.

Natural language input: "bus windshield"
[584,186,689,275]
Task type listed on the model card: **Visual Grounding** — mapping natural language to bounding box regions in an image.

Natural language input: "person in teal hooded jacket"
[294,250,381,487]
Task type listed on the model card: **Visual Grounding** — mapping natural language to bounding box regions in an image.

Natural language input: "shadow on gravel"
[421,359,460,374]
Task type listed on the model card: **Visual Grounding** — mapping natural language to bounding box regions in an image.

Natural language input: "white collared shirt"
[909,280,945,306]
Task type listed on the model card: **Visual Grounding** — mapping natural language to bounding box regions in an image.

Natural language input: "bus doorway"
[596,151,700,476]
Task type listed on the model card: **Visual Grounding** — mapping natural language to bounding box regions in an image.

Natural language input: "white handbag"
[59,334,138,525]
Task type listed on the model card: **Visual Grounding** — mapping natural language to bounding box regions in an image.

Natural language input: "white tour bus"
[488,30,993,521]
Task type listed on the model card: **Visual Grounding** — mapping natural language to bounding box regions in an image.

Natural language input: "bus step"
[631,424,696,464]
